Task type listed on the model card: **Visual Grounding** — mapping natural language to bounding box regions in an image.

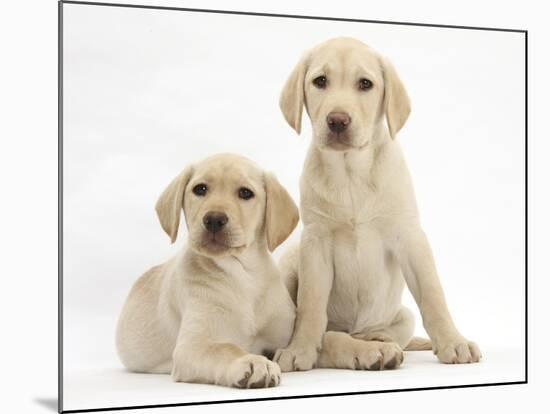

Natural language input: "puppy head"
[155,153,299,257]
[280,37,411,150]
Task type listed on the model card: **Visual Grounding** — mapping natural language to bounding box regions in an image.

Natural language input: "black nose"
[327,112,351,133]
[203,211,228,233]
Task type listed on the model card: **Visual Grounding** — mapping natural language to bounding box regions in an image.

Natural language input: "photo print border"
[58,1,528,412]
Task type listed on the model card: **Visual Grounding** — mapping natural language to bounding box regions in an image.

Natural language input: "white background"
[62,0,526,403]
[1,0,546,413]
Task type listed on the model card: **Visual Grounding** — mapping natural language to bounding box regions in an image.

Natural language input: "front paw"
[319,334,403,370]
[352,341,404,370]
[274,344,318,372]
[434,336,481,364]
[227,354,281,389]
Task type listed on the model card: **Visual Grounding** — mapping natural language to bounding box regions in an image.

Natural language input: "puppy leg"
[359,306,416,349]
[116,265,174,374]
[397,228,481,363]
[317,331,404,370]
[172,339,281,388]
[172,307,282,388]
[274,225,334,372]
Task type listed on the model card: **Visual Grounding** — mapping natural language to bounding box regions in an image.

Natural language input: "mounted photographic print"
[60,0,527,412]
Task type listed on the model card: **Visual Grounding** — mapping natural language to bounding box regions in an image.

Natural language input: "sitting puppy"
[116,153,299,388]
[274,37,480,372]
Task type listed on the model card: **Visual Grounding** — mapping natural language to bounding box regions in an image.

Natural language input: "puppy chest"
[328,227,402,331]
[220,271,282,342]
[227,295,290,352]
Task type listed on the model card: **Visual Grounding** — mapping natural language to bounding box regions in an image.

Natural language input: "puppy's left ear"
[155,166,193,243]
[264,173,299,252]
[381,57,411,139]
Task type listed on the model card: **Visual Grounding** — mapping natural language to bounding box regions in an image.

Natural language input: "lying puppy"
[116,153,299,388]
[274,37,480,372]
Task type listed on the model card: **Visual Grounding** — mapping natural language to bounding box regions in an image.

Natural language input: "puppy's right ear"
[279,52,309,135]
[264,173,299,252]
[155,166,193,243]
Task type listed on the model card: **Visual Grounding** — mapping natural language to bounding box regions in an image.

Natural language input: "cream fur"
[116,153,299,388]
[274,37,481,372]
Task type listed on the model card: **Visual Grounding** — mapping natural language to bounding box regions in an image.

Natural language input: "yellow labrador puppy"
[116,153,299,388]
[274,38,480,372]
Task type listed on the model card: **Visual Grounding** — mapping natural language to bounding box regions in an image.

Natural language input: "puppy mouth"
[195,232,244,254]
[325,138,353,151]
[202,233,231,248]
[322,132,367,151]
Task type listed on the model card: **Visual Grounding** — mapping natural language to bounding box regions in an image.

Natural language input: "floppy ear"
[381,57,411,139]
[264,173,299,252]
[155,166,193,243]
[279,53,309,134]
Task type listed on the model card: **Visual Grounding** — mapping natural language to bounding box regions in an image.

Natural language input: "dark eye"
[238,187,254,200]
[359,78,373,90]
[313,75,327,89]
[192,183,208,196]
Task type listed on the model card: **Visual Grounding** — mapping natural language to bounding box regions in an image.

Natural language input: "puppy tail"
[404,336,432,351]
